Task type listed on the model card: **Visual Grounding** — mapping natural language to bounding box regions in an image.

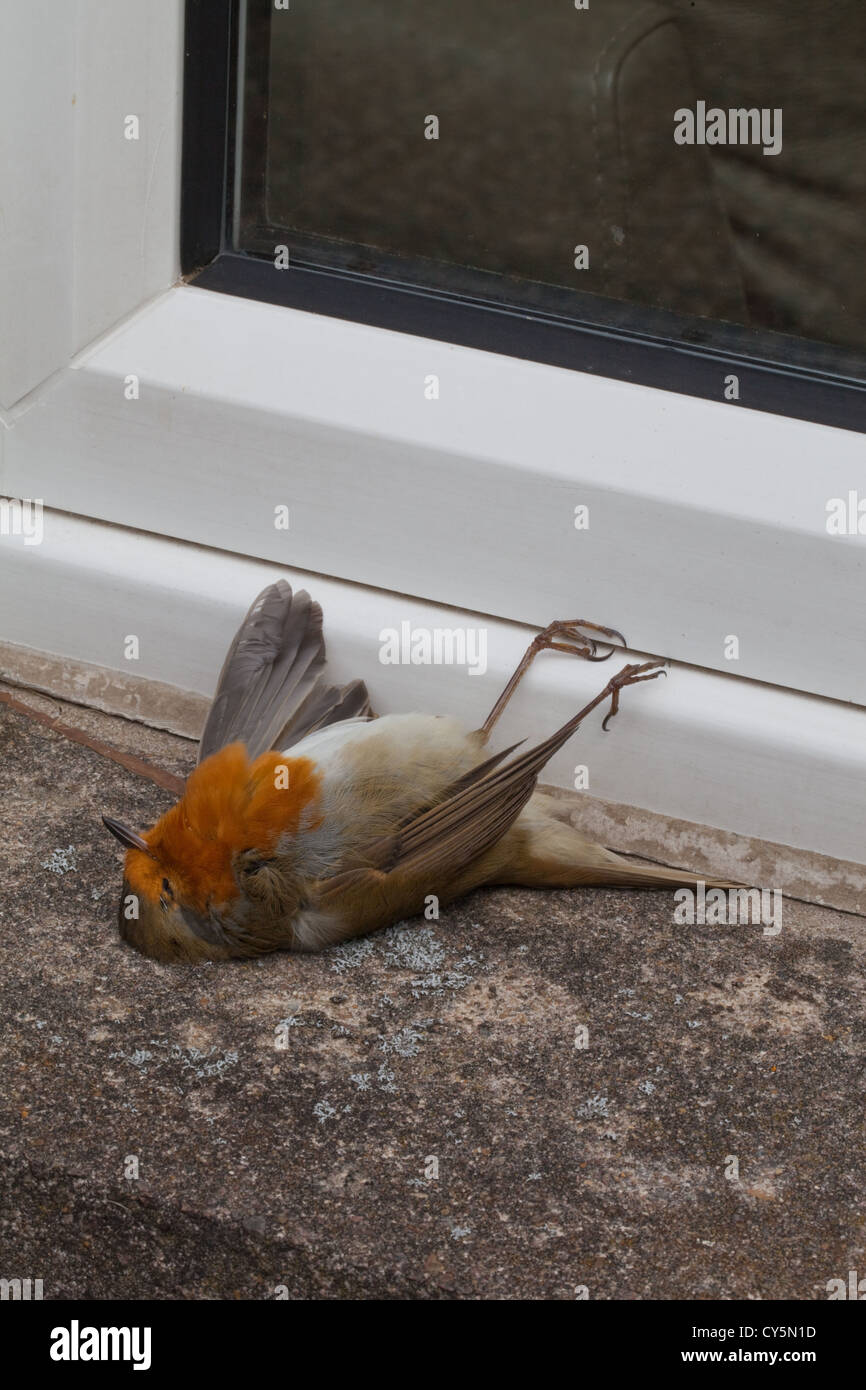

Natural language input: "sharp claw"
[559,621,626,663]
[602,689,621,732]
[587,625,626,662]
[601,659,667,731]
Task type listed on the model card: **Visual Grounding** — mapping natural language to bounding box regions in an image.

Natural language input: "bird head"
[102,743,322,962]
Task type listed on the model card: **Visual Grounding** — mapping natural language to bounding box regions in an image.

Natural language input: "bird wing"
[309,698,595,935]
[198,581,373,764]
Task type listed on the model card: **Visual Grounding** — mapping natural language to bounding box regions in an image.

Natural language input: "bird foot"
[530,618,627,664]
[602,659,668,731]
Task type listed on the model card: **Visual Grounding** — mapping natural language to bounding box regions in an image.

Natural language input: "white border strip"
[1,507,864,865]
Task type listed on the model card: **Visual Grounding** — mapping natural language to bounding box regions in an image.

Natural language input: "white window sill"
[3,282,864,708]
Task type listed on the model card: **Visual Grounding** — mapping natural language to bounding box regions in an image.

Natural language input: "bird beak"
[101,815,153,855]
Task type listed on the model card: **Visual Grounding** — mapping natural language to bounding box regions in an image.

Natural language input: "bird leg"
[480,618,627,740]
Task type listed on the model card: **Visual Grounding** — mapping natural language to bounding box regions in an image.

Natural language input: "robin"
[102,581,730,961]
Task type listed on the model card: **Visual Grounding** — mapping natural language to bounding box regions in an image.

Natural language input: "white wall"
[0,0,182,409]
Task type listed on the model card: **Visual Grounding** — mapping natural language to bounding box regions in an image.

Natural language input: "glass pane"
[235,0,866,371]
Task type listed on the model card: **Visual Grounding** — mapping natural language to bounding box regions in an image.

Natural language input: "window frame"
[181,0,866,435]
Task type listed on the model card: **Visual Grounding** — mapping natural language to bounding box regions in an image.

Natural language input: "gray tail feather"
[198,581,373,764]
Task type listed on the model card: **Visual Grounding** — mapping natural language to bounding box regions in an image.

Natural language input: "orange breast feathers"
[124,743,322,911]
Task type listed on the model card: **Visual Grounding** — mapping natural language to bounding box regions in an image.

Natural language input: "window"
[183,0,866,431]
[2,0,863,862]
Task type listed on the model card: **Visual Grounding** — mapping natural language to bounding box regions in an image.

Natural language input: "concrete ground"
[0,687,863,1300]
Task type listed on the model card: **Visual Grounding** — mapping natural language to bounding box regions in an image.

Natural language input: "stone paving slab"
[1,691,863,1299]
